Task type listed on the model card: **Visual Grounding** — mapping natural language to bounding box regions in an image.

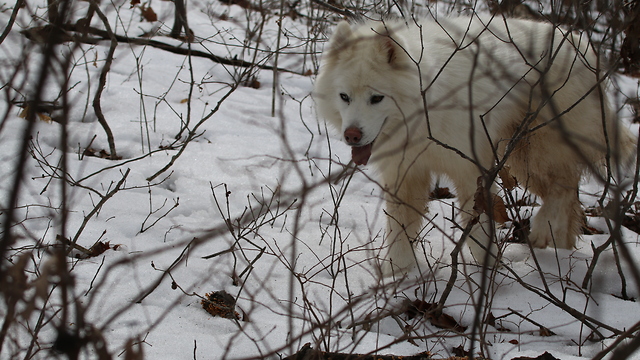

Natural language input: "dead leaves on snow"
[16,101,62,124]
[282,343,434,360]
[56,234,120,259]
[130,0,157,22]
[82,147,122,160]
[201,290,242,320]
[484,309,556,350]
[406,300,467,333]
[512,352,560,360]
[284,342,561,360]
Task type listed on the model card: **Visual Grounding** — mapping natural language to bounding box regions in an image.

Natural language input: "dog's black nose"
[344,126,362,145]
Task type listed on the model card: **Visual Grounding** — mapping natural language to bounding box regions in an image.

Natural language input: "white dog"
[314,15,635,275]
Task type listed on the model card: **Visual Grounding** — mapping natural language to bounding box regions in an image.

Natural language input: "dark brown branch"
[0,0,24,46]
[89,1,119,160]
[310,0,356,19]
[170,0,193,41]
[56,23,303,75]
[592,320,640,360]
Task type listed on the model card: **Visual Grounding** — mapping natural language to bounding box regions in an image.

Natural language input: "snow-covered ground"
[1,1,640,359]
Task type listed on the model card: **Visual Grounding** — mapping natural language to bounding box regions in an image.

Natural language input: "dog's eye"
[370,95,384,104]
[339,93,350,103]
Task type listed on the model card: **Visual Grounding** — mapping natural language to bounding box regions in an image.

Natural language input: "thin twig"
[310,0,356,19]
[69,168,131,252]
[146,84,238,182]
[135,237,197,303]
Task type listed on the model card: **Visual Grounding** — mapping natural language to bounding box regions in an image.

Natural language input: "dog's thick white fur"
[314,16,636,275]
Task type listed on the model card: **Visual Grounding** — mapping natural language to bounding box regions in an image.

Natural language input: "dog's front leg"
[457,184,499,267]
[466,213,498,266]
[381,175,430,277]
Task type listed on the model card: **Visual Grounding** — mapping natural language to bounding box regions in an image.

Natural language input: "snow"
[1,1,640,359]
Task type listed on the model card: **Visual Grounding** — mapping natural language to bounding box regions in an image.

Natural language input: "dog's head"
[314,21,416,165]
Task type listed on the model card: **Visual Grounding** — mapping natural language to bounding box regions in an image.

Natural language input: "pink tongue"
[351,143,372,165]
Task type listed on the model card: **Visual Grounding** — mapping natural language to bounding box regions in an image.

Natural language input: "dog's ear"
[327,21,353,54]
[380,36,398,65]
[373,24,404,66]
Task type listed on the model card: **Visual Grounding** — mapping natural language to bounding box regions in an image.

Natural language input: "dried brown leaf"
[485,311,510,332]
[37,113,52,123]
[407,300,467,332]
[473,177,510,223]
[18,106,52,123]
[87,241,111,257]
[492,195,510,223]
[140,5,157,22]
[499,165,518,190]
[539,326,555,337]
[201,290,240,320]
[452,345,470,358]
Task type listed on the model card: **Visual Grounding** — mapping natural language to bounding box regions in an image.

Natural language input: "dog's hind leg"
[527,172,583,249]
[508,141,584,250]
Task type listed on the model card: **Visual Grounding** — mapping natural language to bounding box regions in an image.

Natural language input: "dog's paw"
[528,227,551,248]
[380,258,414,278]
